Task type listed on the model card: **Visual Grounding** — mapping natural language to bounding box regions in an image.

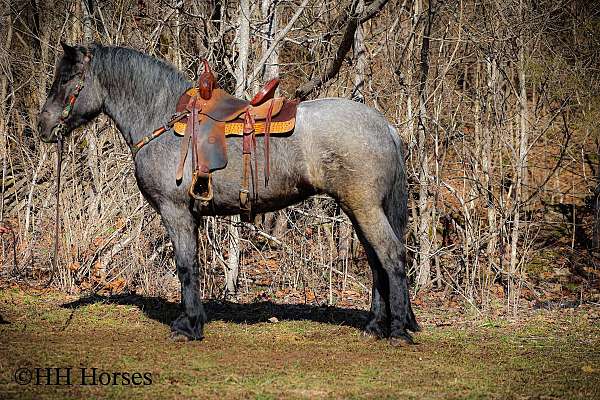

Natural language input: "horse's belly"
[193,133,317,216]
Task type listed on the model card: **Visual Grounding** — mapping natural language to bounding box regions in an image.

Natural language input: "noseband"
[48,53,91,286]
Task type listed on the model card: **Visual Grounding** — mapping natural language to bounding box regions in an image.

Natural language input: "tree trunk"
[259,0,285,243]
[508,0,528,313]
[80,0,102,217]
[261,0,279,83]
[81,0,93,43]
[404,1,418,276]
[0,14,13,221]
[416,0,433,290]
[272,211,288,239]
[483,54,498,300]
[225,0,251,301]
[595,147,600,249]
[351,0,366,103]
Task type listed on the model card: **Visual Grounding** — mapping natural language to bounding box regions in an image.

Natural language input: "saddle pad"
[173,100,299,137]
[223,119,295,136]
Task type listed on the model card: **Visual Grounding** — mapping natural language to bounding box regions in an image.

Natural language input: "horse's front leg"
[160,203,206,341]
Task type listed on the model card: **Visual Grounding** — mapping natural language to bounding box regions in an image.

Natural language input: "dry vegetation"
[1,0,599,315]
[1,286,599,399]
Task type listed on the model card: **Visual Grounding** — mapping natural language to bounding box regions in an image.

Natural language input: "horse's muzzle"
[38,122,62,143]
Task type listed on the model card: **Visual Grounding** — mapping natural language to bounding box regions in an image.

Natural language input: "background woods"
[1,0,599,314]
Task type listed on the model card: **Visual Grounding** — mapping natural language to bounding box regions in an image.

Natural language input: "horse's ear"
[61,41,77,59]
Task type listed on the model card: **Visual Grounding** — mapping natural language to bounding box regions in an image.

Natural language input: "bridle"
[47,54,90,286]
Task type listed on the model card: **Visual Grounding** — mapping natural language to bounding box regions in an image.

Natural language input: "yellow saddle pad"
[174,118,295,137]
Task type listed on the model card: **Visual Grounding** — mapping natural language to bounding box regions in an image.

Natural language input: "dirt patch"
[1,286,599,399]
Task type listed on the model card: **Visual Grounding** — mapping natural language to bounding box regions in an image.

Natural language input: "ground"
[1,286,599,399]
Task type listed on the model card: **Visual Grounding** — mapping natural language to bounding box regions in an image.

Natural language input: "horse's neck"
[97,62,189,148]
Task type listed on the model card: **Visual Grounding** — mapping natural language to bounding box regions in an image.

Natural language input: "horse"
[37,42,420,345]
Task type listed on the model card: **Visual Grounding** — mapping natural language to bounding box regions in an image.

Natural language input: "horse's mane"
[91,45,191,106]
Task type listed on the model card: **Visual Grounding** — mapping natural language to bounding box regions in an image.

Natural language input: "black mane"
[89,45,192,142]
[92,45,191,106]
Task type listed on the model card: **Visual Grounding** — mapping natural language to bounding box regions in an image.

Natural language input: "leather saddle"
[174,60,297,211]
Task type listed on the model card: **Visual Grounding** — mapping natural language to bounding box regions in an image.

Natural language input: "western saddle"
[168,60,297,214]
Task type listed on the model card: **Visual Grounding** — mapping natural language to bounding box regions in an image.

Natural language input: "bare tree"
[415,0,434,289]
[507,0,529,312]
[294,0,393,99]
[225,0,252,301]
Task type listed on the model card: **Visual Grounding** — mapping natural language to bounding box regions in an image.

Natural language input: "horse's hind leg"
[347,206,418,344]
[354,232,389,338]
[159,203,206,341]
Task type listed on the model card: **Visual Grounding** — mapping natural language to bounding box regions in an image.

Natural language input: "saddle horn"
[198,59,216,100]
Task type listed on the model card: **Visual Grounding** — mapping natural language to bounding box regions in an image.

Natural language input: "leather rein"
[47,55,90,285]
[130,111,190,158]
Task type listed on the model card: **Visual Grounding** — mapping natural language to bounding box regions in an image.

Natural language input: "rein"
[47,55,90,285]
[130,111,190,158]
[50,137,63,285]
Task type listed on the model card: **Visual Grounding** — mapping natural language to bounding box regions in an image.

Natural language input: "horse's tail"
[384,123,420,332]
[383,124,408,243]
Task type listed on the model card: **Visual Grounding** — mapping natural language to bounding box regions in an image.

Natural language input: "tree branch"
[294,0,394,100]
[248,0,311,84]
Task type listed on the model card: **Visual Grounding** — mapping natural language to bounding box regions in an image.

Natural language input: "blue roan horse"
[38,43,420,345]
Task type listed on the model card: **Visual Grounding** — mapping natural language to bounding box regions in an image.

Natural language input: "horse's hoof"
[389,337,413,347]
[169,331,192,342]
[363,320,387,339]
[361,330,382,340]
[407,316,422,332]
[389,332,415,347]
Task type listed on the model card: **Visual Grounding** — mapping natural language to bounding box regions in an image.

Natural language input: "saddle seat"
[175,88,285,124]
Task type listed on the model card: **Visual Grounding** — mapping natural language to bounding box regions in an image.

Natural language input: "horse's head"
[38,42,102,143]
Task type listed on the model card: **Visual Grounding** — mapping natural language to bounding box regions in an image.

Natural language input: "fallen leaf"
[582,365,595,373]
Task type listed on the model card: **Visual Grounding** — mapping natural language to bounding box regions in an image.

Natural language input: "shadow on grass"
[61,294,369,330]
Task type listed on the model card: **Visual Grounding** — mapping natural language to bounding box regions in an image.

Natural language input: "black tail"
[383,124,420,333]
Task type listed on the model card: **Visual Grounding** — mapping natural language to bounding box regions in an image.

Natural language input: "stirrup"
[239,188,250,209]
[189,172,213,202]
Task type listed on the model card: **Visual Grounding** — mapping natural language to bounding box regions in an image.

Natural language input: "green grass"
[1,287,599,399]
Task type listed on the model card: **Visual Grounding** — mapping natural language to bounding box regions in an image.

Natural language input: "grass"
[1,286,599,399]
